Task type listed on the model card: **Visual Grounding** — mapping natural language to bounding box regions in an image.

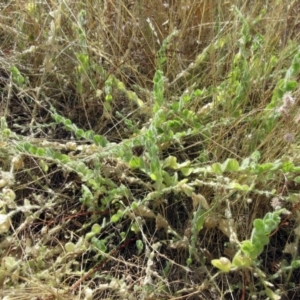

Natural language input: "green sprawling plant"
[1,1,300,299]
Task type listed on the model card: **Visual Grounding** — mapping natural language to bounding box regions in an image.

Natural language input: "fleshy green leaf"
[211,257,232,273]
[150,173,157,181]
[136,239,144,255]
[94,135,108,147]
[253,219,265,232]
[227,182,250,191]
[65,242,76,253]
[111,210,123,223]
[291,259,300,269]
[232,253,252,268]
[163,156,178,169]
[222,158,239,172]
[181,167,194,176]
[131,222,140,233]
[129,156,142,169]
[92,224,101,234]
[282,161,294,172]
[211,163,223,175]
[92,237,107,252]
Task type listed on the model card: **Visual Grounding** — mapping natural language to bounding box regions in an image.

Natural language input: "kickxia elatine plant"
[1,1,300,299]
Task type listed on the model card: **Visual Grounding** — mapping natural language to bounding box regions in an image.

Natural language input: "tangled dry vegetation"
[1,0,300,299]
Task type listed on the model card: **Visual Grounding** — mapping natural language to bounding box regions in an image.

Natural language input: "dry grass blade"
[1,1,300,299]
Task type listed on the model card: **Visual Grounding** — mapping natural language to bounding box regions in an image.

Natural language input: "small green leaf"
[256,163,274,173]
[211,163,223,175]
[150,173,157,181]
[129,156,142,169]
[180,183,194,197]
[94,134,108,147]
[177,161,191,168]
[181,167,194,176]
[263,219,278,233]
[53,152,70,163]
[36,148,45,156]
[163,156,178,169]
[136,240,144,255]
[65,118,72,126]
[182,94,191,103]
[85,130,95,140]
[282,161,294,172]
[291,259,300,269]
[131,222,140,233]
[29,146,38,155]
[11,66,25,86]
[194,89,202,96]
[85,232,95,240]
[111,210,123,223]
[76,162,89,175]
[284,80,297,92]
[91,237,107,252]
[241,240,255,256]
[131,202,139,210]
[23,142,32,152]
[232,253,252,268]
[80,184,94,208]
[65,242,76,253]
[52,113,62,123]
[253,219,265,232]
[252,242,264,257]
[46,148,54,157]
[222,158,239,172]
[252,233,269,246]
[211,257,232,273]
[163,171,178,186]
[92,224,101,234]
[117,81,125,90]
[170,102,179,112]
[75,129,84,138]
[105,94,113,102]
[227,182,250,191]
[40,160,49,173]
[110,215,120,223]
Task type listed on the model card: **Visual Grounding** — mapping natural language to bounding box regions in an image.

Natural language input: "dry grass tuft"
[1,0,300,299]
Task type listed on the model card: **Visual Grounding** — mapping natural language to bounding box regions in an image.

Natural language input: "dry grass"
[1,0,300,299]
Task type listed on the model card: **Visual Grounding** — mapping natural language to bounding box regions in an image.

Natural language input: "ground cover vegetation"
[1,0,300,299]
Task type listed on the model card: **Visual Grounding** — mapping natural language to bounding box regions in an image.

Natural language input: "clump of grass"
[1,1,300,299]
